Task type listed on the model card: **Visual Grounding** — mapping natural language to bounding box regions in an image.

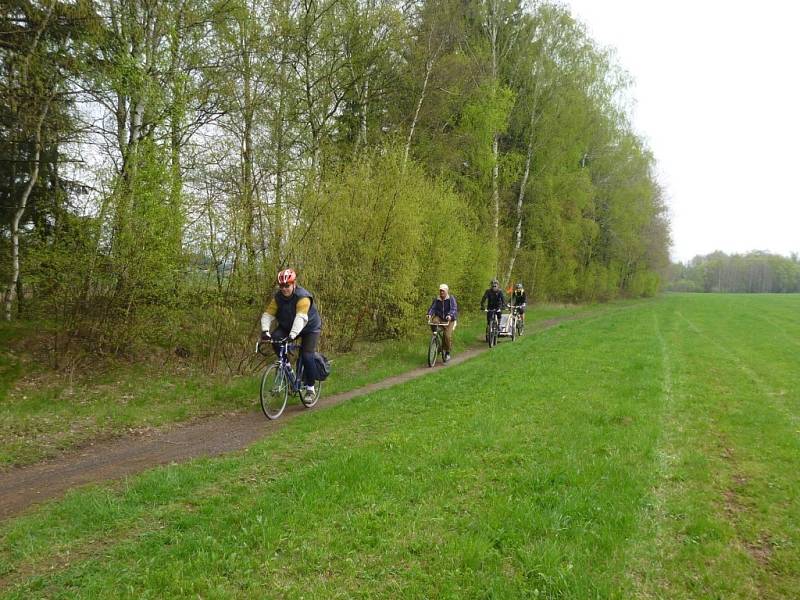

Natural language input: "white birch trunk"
[504,127,534,287]
[488,0,500,250]
[403,57,434,170]
[5,103,49,321]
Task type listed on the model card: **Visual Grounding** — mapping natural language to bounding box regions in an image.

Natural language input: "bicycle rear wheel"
[428,334,440,367]
[260,364,289,419]
[300,379,321,407]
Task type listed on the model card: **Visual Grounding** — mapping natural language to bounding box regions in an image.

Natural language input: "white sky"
[563,0,800,263]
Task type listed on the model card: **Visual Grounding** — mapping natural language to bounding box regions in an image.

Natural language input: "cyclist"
[427,283,458,363]
[480,279,506,339]
[260,268,322,399]
[511,282,527,331]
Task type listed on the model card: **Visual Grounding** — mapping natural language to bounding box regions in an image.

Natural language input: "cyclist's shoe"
[444,352,451,363]
[304,385,316,399]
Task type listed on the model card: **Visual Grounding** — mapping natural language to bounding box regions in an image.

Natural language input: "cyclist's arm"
[289,297,311,339]
[261,298,278,332]
[448,296,457,320]
[480,289,487,310]
[427,298,437,316]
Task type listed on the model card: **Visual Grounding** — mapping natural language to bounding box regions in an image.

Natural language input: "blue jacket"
[428,295,458,320]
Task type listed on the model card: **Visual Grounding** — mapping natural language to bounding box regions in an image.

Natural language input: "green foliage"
[2,0,671,366]
[298,148,488,349]
[668,251,800,293]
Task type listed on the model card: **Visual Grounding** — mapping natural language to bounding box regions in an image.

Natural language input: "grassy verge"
[0,303,589,468]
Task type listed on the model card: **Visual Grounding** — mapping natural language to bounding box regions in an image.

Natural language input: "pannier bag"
[314,352,331,381]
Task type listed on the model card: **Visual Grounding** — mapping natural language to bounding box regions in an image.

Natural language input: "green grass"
[2,294,797,598]
[0,304,588,467]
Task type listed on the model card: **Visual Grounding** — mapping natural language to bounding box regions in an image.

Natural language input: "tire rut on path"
[0,315,576,521]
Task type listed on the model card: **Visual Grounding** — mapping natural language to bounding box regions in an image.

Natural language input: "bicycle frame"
[276,339,306,390]
[426,318,449,367]
[484,308,502,347]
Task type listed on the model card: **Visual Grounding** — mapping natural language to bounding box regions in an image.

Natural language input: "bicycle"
[484,308,502,347]
[255,337,322,419]
[514,305,525,337]
[427,318,449,367]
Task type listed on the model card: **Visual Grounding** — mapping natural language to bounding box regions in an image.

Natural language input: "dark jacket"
[511,289,527,305]
[274,285,322,333]
[480,288,506,311]
[428,295,458,320]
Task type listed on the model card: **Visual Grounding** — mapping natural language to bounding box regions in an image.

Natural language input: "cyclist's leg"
[443,320,456,354]
[299,330,321,387]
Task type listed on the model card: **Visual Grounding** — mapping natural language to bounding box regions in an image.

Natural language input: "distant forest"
[668,251,800,293]
[2,0,669,366]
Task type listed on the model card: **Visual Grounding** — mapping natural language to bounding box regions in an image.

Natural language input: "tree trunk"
[504,118,535,287]
[5,102,49,321]
[404,54,436,171]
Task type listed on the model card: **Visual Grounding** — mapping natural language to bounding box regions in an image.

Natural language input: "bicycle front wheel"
[260,364,289,419]
[428,334,440,367]
[489,321,498,347]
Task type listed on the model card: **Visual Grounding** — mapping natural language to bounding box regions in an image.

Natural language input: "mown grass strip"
[631,294,800,599]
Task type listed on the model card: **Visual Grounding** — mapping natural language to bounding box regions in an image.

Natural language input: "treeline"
[668,251,800,293]
[1,0,669,368]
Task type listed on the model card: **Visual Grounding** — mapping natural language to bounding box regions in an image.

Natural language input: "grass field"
[1,294,798,598]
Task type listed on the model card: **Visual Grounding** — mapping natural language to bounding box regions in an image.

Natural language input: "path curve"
[0,317,571,520]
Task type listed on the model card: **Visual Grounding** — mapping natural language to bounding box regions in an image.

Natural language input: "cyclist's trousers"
[429,316,456,353]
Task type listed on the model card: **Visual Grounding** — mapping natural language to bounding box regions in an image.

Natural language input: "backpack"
[313,352,331,381]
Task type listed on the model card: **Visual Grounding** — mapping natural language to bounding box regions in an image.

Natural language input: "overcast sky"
[563,0,800,263]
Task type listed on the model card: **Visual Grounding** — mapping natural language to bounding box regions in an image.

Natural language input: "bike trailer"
[499,313,512,335]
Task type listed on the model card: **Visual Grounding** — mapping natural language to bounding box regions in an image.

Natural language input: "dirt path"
[0,317,573,521]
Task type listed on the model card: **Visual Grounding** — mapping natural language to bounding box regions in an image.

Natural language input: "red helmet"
[277,268,296,286]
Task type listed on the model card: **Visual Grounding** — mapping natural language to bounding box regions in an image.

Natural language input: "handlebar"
[255,336,294,355]
[427,317,451,326]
